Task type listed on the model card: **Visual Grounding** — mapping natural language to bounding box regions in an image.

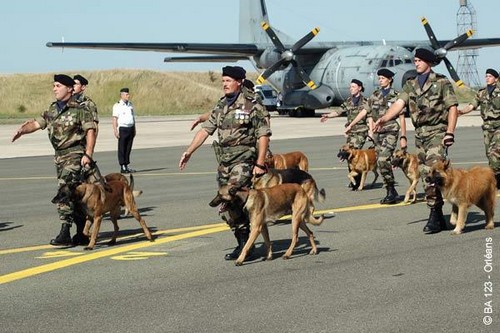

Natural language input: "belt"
[55,145,84,156]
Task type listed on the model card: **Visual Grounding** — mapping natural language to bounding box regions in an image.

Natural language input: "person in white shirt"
[112,87,136,173]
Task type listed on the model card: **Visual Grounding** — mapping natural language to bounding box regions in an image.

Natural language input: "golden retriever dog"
[265,150,309,171]
[427,160,496,235]
[391,149,420,203]
[337,144,378,190]
[104,173,143,216]
[252,168,326,203]
[209,181,324,265]
[52,174,153,250]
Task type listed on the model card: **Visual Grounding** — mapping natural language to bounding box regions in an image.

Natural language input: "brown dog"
[52,174,153,250]
[104,173,143,216]
[427,160,496,235]
[252,168,326,203]
[209,181,324,265]
[265,150,309,171]
[338,144,378,190]
[391,149,420,203]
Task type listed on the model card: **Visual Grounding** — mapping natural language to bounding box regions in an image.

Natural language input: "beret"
[53,74,75,87]
[486,68,499,78]
[377,68,395,78]
[120,87,129,93]
[351,79,363,87]
[222,66,246,80]
[73,74,88,85]
[414,48,437,64]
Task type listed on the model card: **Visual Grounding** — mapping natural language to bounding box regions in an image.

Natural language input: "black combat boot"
[423,206,446,234]
[72,206,90,246]
[380,184,398,204]
[224,231,243,260]
[50,223,72,246]
[495,174,500,190]
[224,227,255,261]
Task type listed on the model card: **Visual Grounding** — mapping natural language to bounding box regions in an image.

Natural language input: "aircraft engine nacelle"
[283,85,335,110]
[254,48,283,69]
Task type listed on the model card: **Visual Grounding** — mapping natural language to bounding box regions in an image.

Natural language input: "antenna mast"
[456,0,480,88]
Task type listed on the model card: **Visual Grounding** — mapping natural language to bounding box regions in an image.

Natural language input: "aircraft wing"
[163,56,248,63]
[46,42,261,57]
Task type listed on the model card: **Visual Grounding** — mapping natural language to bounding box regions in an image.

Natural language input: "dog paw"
[234,260,243,266]
[449,220,457,226]
[309,249,317,255]
[485,224,495,230]
[450,229,463,235]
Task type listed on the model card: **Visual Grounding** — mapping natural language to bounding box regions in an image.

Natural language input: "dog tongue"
[218,203,228,214]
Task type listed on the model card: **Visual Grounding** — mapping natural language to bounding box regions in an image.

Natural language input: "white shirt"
[113,100,135,128]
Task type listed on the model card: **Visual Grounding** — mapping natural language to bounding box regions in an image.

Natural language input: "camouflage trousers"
[483,128,500,174]
[346,131,368,149]
[216,161,253,230]
[54,152,103,225]
[373,131,398,187]
[415,128,446,208]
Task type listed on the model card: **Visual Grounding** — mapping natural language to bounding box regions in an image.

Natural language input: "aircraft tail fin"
[239,0,293,44]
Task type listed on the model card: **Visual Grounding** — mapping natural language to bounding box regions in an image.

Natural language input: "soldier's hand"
[373,118,385,133]
[443,132,455,147]
[190,117,203,131]
[179,151,191,170]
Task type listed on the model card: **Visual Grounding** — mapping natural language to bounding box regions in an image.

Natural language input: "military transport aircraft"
[47,0,500,117]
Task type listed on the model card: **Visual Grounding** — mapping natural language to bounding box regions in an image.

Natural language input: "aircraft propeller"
[257,22,319,90]
[420,17,474,87]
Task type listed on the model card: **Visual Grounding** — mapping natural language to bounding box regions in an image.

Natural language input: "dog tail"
[307,212,324,226]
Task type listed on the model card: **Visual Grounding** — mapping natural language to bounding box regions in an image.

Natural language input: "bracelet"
[445,132,454,137]
[255,163,267,170]
[400,136,407,140]
[83,153,93,160]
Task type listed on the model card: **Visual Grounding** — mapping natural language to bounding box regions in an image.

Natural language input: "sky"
[0,0,498,81]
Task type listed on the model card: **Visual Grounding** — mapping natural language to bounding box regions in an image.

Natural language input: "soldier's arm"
[346,109,367,131]
[398,114,407,148]
[458,104,475,115]
[373,99,405,132]
[254,135,270,175]
[446,105,458,135]
[190,111,210,131]
[179,129,210,170]
[11,119,41,142]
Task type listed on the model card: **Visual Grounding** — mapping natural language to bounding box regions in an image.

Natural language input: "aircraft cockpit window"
[405,59,412,64]
[395,59,402,66]
[381,60,388,67]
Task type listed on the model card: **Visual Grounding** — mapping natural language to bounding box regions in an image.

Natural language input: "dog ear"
[228,186,239,196]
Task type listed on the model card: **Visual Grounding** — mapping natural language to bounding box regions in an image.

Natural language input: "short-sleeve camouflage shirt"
[36,95,96,152]
[470,81,500,121]
[365,87,400,132]
[202,91,271,148]
[398,72,458,128]
[339,95,369,133]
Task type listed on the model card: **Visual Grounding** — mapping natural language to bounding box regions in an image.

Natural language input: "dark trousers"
[118,126,135,166]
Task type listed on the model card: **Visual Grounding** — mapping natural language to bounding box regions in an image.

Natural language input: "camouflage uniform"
[202,89,271,230]
[36,95,99,225]
[339,95,369,148]
[398,72,458,208]
[365,87,400,187]
[73,92,101,184]
[470,80,500,174]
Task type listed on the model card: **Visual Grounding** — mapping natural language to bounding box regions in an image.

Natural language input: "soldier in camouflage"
[374,48,458,234]
[12,74,102,245]
[179,66,271,260]
[459,68,500,188]
[363,68,407,204]
[322,79,369,189]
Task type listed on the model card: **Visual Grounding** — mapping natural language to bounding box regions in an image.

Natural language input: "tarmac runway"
[0,112,498,332]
